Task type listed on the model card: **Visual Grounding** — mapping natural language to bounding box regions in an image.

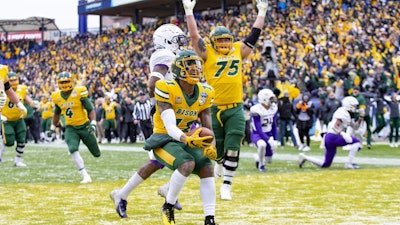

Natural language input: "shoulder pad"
[150,49,176,72]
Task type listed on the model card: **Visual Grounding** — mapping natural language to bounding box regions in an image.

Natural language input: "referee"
[133,91,153,139]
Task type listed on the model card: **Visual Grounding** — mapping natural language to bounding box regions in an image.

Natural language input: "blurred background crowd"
[0,0,399,145]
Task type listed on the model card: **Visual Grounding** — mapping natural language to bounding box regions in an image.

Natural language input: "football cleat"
[298,153,307,168]
[110,190,128,218]
[214,162,224,178]
[302,146,311,151]
[258,165,266,172]
[161,202,175,225]
[220,184,232,200]
[157,185,183,210]
[80,174,92,184]
[344,163,360,169]
[205,215,216,225]
[14,161,27,167]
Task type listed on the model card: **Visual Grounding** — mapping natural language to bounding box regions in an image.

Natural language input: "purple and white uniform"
[250,103,278,156]
[322,107,360,167]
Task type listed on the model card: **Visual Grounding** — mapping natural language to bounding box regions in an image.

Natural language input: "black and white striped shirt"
[133,99,152,121]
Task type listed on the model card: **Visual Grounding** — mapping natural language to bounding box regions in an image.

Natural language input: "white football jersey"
[250,103,278,133]
[327,107,351,134]
[149,48,176,80]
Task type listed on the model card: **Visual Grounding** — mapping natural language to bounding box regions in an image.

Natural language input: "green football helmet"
[210,26,233,54]
[7,72,19,89]
[172,50,203,85]
[57,72,74,92]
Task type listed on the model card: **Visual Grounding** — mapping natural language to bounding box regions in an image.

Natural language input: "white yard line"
[30,142,400,166]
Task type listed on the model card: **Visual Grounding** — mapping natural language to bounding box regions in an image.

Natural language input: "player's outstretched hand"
[185,128,212,149]
[182,0,196,15]
[256,0,268,16]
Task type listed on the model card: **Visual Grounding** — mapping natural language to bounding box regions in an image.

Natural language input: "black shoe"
[205,215,216,225]
[161,202,175,225]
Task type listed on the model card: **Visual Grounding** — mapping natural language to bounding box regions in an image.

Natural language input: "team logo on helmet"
[7,72,19,89]
[210,26,233,54]
[57,72,74,92]
[172,50,203,85]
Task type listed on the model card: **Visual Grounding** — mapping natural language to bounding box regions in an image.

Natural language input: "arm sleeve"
[272,114,278,140]
[161,108,184,141]
[243,28,261,49]
[81,98,94,112]
[252,114,270,141]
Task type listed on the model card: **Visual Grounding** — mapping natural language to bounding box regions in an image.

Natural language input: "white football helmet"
[258,89,276,106]
[342,96,359,113]
[153,24,187,55]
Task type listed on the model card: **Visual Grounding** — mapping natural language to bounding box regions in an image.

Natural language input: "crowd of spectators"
[0,0,399,110]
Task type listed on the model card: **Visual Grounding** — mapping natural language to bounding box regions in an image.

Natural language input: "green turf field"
[0,141,399,225]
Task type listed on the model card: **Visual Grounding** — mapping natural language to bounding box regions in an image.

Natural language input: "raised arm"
[182,0,207,60]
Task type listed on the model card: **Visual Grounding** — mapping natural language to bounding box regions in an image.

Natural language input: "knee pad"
[223,149,239,171]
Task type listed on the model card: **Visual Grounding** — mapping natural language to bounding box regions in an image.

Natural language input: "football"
[187,127,214,143]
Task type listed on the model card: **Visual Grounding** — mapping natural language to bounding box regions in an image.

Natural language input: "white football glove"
[17,102,27,118]
[182,0,196,16]
[0,114,7,122]
[268,136,278,151]
[32,100,40,109]
[340,131,352,144]
[256,0,269,16]
[358,108,365,118]
[0,90,6,109]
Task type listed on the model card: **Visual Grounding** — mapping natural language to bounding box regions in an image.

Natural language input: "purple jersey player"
[299,96,363,169]
[250,89,279,172]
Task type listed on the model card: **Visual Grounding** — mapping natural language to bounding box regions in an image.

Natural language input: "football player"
[145,50,216,225]
[101,93,120,143]
[1,72,38,167]
[50,72,100,183]
[183,0,269,200]
[299,96,363,169]
[39,93,54,142]
[110,24,188,218]
[250,89,279,172]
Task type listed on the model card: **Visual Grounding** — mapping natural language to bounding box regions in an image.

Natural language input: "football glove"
[185,128,212,149]
[32,100,40,109]
[17,102,27,118]
[47,124,56,138]
[0,114,7,122]
[358,108,365,118]
[256,0,268,16]
[203,145,217,160]
[182,0,196,15]
[88,120,97,136]
[340,131,352,144]
[0,90,6,109]
[268,136,278,151]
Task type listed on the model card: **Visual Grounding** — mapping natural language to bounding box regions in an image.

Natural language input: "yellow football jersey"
[51,86,89,126]
[0,64,8,84]
[102,102,117,120]
[204,42,243,105]
[154,79,214,134]
[2,85,28,121]
[40,101,53,120]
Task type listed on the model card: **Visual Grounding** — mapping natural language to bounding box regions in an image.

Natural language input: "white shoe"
[214,163,224,178]
[344,163,360,169]
[390,142,395,148]
[302,146,311,151]
[157,183,168,198]
[298,153,307,168]
[110,189,121,208]
[14,161,27,167]
[395,143,399,148]
[220,184,232,200]
[298,144,304,151]
[81,174,92,184]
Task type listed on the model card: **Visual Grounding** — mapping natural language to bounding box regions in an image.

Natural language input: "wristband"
[91,120,97,126]
[185,9,193,16]
[50,124,56,131]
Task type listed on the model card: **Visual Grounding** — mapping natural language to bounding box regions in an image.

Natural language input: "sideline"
[28,142,400,166]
